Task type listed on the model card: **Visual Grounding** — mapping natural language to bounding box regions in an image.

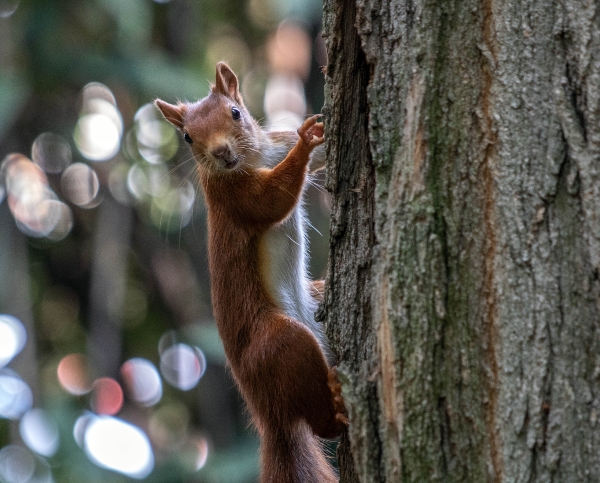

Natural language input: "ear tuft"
[155,99,186,130]
[213,62,244,106]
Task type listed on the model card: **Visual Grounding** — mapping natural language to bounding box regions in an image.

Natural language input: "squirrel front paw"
[328,367,349,429]
[298,115,325,148]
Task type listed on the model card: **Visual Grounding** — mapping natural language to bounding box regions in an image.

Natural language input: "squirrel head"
[155,62,263,174]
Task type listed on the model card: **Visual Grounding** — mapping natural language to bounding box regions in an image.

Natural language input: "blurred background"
[0,0,330,482]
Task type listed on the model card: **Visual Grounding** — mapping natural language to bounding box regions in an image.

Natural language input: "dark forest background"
[0,1,329,482]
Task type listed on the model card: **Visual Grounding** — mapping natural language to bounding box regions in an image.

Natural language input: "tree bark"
[322,1,600,482]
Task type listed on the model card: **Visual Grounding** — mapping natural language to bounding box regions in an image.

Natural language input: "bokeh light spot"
[13,197,61,238]
[0,445,35,483]
[0,0,20,18]
[193,437,209,470]
[0,370,33,419]
[126,164,148,201]
[74,84,123,162]
[74,113,121,161]
[141,164,168,197]
[126,163,169,201]
[2,153,67,239]
[0,174,5,205]
[267,21,311,79]
[19,409,60,457]
[173,435,210,472]
[120,358,162,407]
[80,82,117,107]
[157,330,176,356]
[57,353,92,396]
[3,154,45,196]
[83,415,154,479]
[61,163,100,207]
[263,75,306,129]
[43,200,73,241]
[149,179,196,231]
[73,413,93,448]
[0,315,26,368]
[31,132,72,174]
[90,377,123,416]
[134,103,177,164]
[159,343,206,391]
[147,401,190,451]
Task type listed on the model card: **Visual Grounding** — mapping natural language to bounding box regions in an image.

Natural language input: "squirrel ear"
[154,99,186,130]
[214,62,244,106]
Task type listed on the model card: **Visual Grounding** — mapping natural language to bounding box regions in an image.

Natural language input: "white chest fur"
[259,203,333,364]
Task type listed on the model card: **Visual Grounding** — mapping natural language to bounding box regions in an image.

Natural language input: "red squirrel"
[155,62,347,483]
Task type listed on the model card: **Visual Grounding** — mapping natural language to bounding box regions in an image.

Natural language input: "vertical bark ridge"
[480,0,502,480]
[322,1,378,482]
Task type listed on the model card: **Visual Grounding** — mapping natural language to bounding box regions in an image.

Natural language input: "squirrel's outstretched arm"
[229,117,324,227]
[265,130,325,173]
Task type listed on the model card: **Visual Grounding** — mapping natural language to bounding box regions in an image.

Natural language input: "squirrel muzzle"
[210,144,238,170]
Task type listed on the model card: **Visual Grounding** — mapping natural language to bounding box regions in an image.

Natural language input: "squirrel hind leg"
[305,366,348,439]
[291,362,346,439]
[251,316,346,439]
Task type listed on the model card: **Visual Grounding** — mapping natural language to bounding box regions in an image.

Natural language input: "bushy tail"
[260,422,338,483]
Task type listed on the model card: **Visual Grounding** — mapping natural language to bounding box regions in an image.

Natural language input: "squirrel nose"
[211,145,231,161]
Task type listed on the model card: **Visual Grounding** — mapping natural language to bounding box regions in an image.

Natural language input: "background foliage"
[0,0,328,482]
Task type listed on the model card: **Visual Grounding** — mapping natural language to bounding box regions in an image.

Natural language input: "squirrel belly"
[260,195,334,365]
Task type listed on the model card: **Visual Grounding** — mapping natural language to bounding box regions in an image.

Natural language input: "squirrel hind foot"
[328,367,349,430]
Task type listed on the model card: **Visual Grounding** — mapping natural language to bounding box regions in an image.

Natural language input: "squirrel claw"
[298,115,325,147]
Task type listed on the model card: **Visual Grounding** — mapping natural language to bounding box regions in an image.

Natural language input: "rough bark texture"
[320,1,376,482]
[322,1,600,482]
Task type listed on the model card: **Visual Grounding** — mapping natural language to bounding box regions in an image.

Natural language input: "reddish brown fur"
[156,63,346,483]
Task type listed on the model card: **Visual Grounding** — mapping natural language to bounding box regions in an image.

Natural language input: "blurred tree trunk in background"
[321,1,600,482]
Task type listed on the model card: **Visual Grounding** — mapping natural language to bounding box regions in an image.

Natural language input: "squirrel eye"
[183,132,193,144]
[231,106,241,120]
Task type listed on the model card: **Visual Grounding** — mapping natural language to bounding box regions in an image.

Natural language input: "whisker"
[285,233,300,246]
[165,156,195,180]
[305,178,326,194]
[304,218,323,237]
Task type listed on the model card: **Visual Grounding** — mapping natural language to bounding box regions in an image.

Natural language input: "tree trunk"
[321,1,600,482]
